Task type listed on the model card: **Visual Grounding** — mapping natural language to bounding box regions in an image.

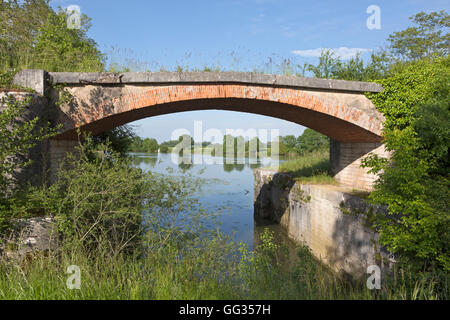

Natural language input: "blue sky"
[51,0,449,143]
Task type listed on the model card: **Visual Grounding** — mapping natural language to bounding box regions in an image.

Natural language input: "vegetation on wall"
[363,56,449,272]
[0,95,59,231]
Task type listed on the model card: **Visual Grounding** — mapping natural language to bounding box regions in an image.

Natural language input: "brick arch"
[54,84,384,143]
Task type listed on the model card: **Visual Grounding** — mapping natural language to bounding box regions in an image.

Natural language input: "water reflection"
[130,153,158,167]
[130,152,291,251]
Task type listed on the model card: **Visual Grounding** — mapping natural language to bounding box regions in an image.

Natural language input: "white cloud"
[291,47,372,60]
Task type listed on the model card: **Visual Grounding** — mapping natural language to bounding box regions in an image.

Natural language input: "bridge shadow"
[327,196,394,280]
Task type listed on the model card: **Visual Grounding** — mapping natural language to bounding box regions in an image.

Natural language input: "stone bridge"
[13,69,387,190]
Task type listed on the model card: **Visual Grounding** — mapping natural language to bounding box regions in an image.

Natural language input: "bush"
[363,56,450,271]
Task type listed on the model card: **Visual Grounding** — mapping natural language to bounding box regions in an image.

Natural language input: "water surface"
[131,152,294,250]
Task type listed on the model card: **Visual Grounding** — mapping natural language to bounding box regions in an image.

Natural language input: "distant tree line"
[128,129,329,157]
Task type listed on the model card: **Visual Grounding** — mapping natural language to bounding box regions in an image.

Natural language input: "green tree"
[0,95,58,231]
[32,8,105,72]
[331,51,390,81]
[281,135,297,153]
[387,10,449,61]
[159,145,169,153]
[363,56,450,271]
[0,0,53,72]
[142,138,159,153]
[93,125,136,157]
[295,129,329,155]
[306,49,340,79]
[223,134,235,156]
[0,0,104,74]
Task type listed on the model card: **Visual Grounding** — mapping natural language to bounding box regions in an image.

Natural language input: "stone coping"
[46,71,383,93]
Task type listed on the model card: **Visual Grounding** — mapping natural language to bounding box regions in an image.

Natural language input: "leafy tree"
[93,125,136,157]
[363,56,450,271]
[0,0,104,74]
[0,95,57,196]
[234,136,245,157]
[159,145,169,153]
[0,95,58,231]
[305,50,390,81]
[281,135,297,151]
[387,10,449,61]
[32,8,105,72]
[0,0,53,72]
[306,49,340,79]
[332,51,390,81]
[175,134,193,156]
[223,134,235,155]
[295,129,329,155]
[366,56,449,131]
[142,138,159,153]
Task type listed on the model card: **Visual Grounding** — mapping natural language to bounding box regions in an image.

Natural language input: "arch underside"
[55,98,383,143]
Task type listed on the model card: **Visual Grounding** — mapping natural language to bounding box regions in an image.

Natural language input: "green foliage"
[31,9,105,72]
[305,50,390,81]
[366,56,450,131]
[93,125,136,157]
[295,129,330,155]
[0,95,57,195]
[363,56,450,271]
[387,10,449,61]
[0,94,59,232]
[0,0,104,76]
[306,49,341,79]
[129,136,159,153]
[18,138,143,254]
[0,138,446,300]
[275,129,329,156]
[159,144,169,153]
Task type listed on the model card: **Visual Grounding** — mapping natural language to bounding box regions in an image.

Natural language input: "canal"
[130,152,296,252]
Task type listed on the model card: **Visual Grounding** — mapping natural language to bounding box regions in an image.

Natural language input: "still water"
[130,152,293,250]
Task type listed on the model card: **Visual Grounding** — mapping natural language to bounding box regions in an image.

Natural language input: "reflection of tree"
[178,155,193,172]
[250,163,260,169]
[131,156,157,167]
[223,163,234,172]
[178,162,193,172]
[222,157,249,172]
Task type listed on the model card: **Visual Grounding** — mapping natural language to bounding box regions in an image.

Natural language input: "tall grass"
[0,228,444,300]
[275,151,335,184]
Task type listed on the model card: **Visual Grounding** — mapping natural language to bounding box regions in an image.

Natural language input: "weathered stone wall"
[330,140,390,191]
[254,168,393,278]
[0,217,57,260]
[48,139,80,182]
[0,91,51,189]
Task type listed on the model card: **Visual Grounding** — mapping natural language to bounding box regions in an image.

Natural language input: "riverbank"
[253,168,394,279]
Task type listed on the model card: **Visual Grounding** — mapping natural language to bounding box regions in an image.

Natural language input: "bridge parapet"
[11,70,387,190]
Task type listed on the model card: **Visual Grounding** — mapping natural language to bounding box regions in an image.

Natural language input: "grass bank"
[0,227,445,300]
[273,151,336,185]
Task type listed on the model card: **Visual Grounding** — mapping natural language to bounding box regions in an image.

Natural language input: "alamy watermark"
[169,121,280,167]
[66,265,81,290]
[66,5,81,30]
[366,265,381,290]
[366,5,381,30]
